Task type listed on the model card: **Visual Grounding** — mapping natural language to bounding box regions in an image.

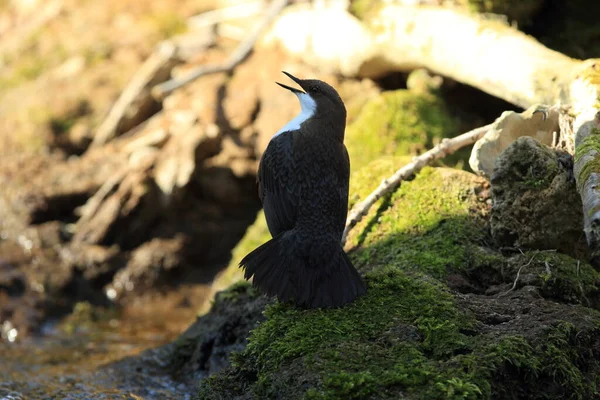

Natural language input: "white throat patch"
[273,92,316,138]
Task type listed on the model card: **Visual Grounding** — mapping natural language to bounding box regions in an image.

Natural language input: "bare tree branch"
[151,0,289,100]
[91,43,179,148]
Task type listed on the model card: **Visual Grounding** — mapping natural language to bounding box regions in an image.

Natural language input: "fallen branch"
[262,4,581,108]
[151,0,289,100]
[91,43,179,148]
[342,123,492,245]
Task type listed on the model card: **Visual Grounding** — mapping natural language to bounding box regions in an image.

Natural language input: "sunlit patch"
[2,321,18,343]
[106,287,117,300]
[17,235,33,252]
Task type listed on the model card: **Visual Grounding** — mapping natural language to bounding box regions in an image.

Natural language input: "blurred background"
[0,0,599,398]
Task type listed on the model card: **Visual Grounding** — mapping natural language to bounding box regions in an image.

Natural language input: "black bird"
[239,72,366,308]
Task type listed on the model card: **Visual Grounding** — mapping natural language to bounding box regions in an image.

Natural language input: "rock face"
[490,136,586,257]
[164,283,271,383]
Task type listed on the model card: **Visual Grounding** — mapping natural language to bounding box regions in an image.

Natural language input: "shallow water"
[0,285,209,400]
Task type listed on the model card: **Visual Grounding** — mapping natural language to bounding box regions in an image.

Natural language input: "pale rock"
[469,105,559,178]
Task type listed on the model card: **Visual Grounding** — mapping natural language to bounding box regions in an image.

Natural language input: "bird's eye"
[309,85,320,93]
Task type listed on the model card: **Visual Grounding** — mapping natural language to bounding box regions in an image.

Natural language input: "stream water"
[0,285,209,399]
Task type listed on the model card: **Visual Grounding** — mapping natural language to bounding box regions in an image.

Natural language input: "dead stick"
[91,42,177,148]
[152,0,289,100]
[341,123,492,246]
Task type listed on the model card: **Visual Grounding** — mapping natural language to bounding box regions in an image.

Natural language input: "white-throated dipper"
[239,71,366,308]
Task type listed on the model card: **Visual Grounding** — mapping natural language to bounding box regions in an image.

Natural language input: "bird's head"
[276,71,346,123]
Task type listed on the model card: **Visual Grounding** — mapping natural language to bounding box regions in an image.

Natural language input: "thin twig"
[498,250,539,297]
[152,0,290,100]
[341,123,492,245]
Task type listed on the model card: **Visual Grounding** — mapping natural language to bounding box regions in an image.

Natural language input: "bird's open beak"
[276,71,305,94]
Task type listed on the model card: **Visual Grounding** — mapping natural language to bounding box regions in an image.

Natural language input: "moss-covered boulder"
[345,89,458,172]
[490,137,585,257]
[192,167,600,399]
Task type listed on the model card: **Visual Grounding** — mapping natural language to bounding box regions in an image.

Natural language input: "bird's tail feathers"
[240,231,365,308]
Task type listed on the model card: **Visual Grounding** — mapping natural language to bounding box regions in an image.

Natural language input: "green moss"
[49,115,76,135]
[213,280,260,306]
[206,267,479,400]
[521,161,557,190]
[477,322,600,399]
[200,265,600,400]
[349,167,489,279]
[570,128,600,192]
[348,0,385,20]
[575,156,600,193]
[574,129,600,163]
[532,252,600,307]
[469,250,600,307]
[348,156,400,209]
[345,90,459,173]
[0,29,69,90]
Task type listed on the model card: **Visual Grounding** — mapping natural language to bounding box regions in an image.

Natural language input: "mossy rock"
[345,90,459,172]
[346,88,469,208]
[490,136,585,257]
[195,167,600,400]
[348,167,491,280]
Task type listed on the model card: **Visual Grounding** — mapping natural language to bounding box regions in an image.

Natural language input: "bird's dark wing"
[301,135,350,238]
[258,131,299,236]
[336,144,351,235]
